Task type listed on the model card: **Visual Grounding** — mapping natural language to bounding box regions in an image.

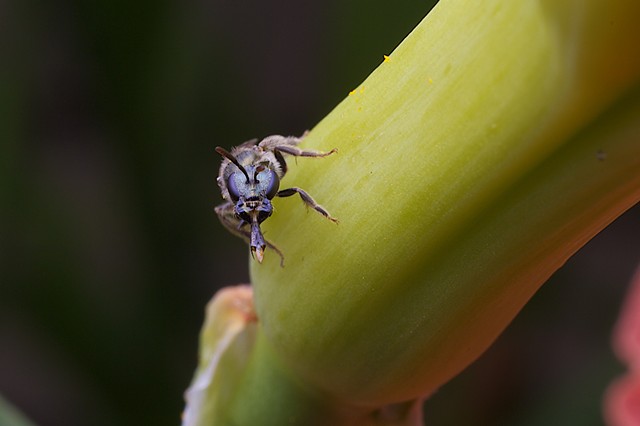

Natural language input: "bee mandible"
[215,133,338,266]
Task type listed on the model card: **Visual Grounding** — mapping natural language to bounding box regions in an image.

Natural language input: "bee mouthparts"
[250,222,266,263]
[252,245,265,263]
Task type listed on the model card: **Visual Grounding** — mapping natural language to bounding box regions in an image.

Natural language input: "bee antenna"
[215,147,250,182]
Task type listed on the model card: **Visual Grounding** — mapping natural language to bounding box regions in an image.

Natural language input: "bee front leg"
[265,241,285,267]
[215,202,249,241]
[277,187,338,223]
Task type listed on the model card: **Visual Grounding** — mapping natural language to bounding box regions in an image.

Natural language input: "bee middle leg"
[275,145,337,158]
[258,135,337,158]
[276,187,338,223]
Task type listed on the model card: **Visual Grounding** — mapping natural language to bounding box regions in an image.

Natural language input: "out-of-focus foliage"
[0,0,637,425]
[0,395,35,426]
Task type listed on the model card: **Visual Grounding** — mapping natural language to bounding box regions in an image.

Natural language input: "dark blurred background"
[0,0,638,425]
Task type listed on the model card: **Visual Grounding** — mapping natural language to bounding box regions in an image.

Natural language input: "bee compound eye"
[226,172,243,202]
[264,170,280,199]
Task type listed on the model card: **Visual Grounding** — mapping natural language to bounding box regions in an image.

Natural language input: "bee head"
[216,146,280,204]
[215,146,281,263]
[226,165,280,202]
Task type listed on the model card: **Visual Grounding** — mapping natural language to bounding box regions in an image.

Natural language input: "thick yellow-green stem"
[184,0,640,424]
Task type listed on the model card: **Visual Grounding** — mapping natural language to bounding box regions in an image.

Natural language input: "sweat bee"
[215,133,338,266]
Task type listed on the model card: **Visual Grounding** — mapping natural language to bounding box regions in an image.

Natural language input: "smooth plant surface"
[185,0,640,424]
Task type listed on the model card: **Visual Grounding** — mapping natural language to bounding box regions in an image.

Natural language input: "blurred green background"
[0,1,638,425]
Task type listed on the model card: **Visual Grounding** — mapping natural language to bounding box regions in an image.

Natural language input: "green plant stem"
[184,0,640,424]
[250,0,640,407]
